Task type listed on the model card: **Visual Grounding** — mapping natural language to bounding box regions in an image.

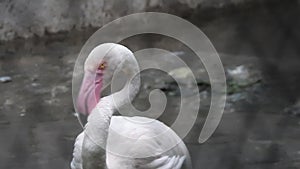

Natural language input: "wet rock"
[226,65,262,94]
[165,67,210,97]
[196,81,210,92]
[156,80,201,97]
[227,65,249,82]
[0,0,256,41]
[0,76,12,83]
[168,67,210,86]
[151,82,180,96]
[227,92,247,102]
[169,67,193,80]
[159,81,178,92]
[227,65,262,86]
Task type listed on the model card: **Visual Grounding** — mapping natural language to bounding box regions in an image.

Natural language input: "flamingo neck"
[108,74,140,110]
[83,71,140,164]
[85,51,141,142]
[79,43,141,169]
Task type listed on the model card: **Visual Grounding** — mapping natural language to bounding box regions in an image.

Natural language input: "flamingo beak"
[76,71,103,115]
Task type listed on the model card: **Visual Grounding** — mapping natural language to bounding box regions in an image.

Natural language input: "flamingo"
[71,43,192,169]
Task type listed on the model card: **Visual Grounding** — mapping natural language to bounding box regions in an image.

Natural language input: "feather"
[71,43,192,169]
[71,132,84,169]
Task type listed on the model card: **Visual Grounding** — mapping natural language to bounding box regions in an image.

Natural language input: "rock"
[227,92,247,103]
[149,67,210,97]
[168,67,210,86]
[0,0,261,41]
[0,76,12,83]
[227,65,262,87]
[168,67,194,83]
[227,65,249,83]
[226,65,262,94]
[150,81,180,96]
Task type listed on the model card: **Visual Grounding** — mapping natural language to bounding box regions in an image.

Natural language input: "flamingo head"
[76,43,132,115]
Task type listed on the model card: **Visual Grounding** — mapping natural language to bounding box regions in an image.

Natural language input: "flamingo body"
[72,115,191,169]
[71,43,192,169]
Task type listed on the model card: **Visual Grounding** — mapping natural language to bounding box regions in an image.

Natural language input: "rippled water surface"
[0,2,300,169]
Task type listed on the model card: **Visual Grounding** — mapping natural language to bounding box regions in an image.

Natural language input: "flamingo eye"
[98,62,106,70]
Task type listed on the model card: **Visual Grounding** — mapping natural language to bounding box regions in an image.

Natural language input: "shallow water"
[0,1,300,169]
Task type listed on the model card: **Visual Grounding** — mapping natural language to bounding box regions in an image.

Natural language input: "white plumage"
[71,43,192,169]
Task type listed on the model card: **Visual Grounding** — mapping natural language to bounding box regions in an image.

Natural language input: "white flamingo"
[71,43,192,169]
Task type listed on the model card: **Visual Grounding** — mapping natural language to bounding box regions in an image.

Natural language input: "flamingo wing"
[71,116,192,169]
[71,132,84,169]
[106,116,192,169]
[141,155,186,169]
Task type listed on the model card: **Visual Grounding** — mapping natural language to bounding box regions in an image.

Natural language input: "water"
[0,1,300,169]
